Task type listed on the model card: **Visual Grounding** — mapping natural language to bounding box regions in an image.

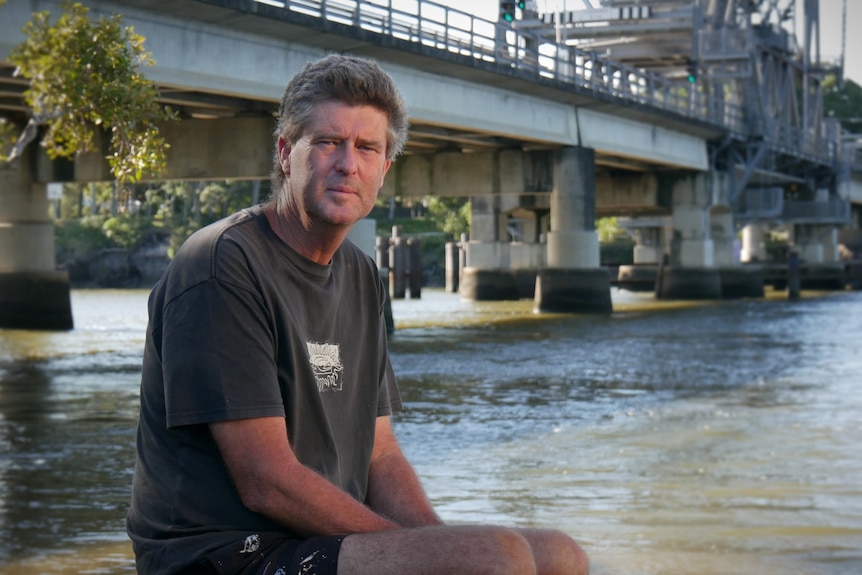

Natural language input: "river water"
[0,287,860,575]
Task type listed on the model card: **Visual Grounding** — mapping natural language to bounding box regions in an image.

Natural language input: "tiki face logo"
[306,342,344,392]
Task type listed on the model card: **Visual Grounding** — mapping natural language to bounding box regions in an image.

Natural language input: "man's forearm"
[250,459,402,536]
[211,417,400,537]
[366,449,443,528]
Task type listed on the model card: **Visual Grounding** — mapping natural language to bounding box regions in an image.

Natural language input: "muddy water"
[0,288,860,574]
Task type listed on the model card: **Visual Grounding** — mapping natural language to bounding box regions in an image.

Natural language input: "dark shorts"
[186,534,345,575]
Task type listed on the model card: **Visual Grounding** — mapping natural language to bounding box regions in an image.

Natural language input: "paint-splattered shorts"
[186,534,345,575]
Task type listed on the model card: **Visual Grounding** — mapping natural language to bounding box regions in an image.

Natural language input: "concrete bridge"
[1,0,860,328]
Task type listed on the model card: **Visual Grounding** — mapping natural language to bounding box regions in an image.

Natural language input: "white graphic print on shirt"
[306,342,344,392]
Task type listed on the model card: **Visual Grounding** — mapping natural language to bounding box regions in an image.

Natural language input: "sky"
[430,0,860,85]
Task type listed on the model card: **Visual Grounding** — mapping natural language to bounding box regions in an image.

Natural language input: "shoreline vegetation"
[51,182,827,291]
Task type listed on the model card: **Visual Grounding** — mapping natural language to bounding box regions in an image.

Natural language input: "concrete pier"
[616,264,658,292]
[799,263,846,290]
[460,268,521,300]
[720,265,765,299]
[659,266,723,299]
[534,147,612,313]
[0,146,73,330]
[657,173,722,300]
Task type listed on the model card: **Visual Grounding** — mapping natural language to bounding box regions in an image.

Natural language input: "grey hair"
[270,54,409,196]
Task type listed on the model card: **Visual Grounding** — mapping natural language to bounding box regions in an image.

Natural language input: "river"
[0,287,860,575]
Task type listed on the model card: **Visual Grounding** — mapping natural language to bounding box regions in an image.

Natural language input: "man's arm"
[210,416,398,536]
[365,416,444,528]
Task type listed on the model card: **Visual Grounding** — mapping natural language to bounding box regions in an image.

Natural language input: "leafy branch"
[0,2,175,183]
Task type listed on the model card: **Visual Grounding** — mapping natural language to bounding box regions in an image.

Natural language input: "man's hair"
[270,54,409,193]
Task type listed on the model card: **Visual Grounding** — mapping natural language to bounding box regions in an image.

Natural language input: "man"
[127,54,589,575]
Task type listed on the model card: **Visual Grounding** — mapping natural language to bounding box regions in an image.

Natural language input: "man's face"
[279,101,392,229]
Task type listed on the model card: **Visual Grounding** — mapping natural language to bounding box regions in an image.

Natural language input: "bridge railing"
[256,0,829,160]
[257,0,744,128]
[783,198,852,224]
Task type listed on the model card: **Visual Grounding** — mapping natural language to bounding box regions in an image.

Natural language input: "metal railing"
[735,187,784,223]
[250,0,845,167]
[783,198,851,224]
[255,0,747,133]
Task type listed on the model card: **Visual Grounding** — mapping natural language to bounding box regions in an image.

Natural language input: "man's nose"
[335,145,359,174]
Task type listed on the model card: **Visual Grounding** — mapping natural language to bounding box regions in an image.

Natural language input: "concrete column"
[710,207,735,267]
[461,196,518,300]
[633,227,663,264]
[617,222,667,292]
[794,224,845,290]
[546,148,599,269]
[795,224,825,263]
[658,172,722,299]
[346,218,376,258]
[469,195,500,243]
[0,146,73,330]
[535,147,611,313]
[671,206,714,267]
[740,223,767,262]
[712,206,764,298]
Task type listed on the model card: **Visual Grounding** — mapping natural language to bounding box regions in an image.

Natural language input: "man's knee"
[482,527,538,575]
[519,528,589,575]
[561,536,589,575]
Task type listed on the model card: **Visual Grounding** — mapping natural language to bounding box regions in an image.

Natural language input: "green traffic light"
[504,13,514,22]
[517,1,526,8]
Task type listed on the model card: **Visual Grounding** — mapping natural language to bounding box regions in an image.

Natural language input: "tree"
[0,1,174,183]
[823,75,862,134]
[425,197,471,240]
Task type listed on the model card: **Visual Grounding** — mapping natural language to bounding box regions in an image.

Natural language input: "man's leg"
[517,527,589,575]
[337,524,587,575]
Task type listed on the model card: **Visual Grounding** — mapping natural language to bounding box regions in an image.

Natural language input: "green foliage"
[54,216,115,264]
[101,214,155,249]
[425,197,471,240]
[52,179,261,265]
[3,2,175,182]
[823,75,862,133]
[596,216,625,243]
[378,217,441,236]
[0,118,15,156]
[139,180,257,257]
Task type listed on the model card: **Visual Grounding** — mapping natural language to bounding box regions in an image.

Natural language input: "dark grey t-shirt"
[127,205,401,575]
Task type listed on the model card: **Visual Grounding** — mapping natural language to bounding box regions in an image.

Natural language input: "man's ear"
[378,159,392,189]
[278,137,291,176]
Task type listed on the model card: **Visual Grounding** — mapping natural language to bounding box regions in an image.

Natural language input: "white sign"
[47,183,63,200]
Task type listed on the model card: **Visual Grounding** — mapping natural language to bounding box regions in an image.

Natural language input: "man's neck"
[264,202,349,265]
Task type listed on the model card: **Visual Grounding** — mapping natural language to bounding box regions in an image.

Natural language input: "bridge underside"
[1,0,858,328]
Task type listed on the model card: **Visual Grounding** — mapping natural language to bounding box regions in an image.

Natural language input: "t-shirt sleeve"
[378,356,402,416]
[161,277,285,428]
